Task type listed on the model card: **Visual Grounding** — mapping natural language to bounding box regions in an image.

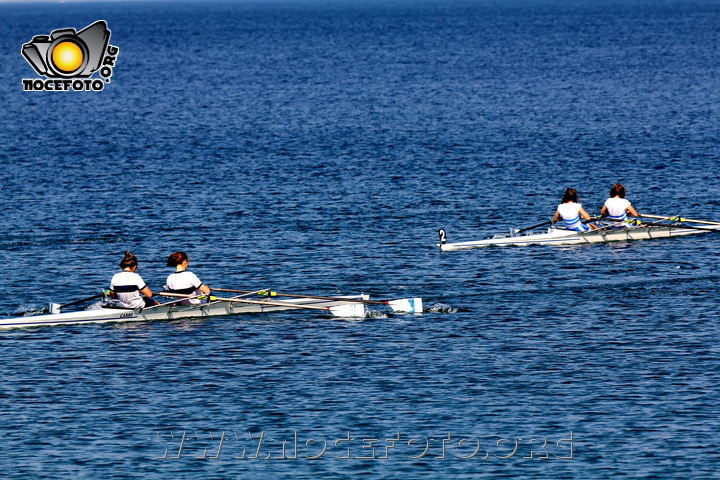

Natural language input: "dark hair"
[561,187,579,203]
[120,251,138,269]
[610,183,626,199]
[167,251,188,267]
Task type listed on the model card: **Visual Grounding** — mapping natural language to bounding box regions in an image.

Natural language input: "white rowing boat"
[438,217,720,251]
[0,291,423,330]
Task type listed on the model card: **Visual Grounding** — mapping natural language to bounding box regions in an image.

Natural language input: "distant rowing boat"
[438,215,720,251]
[0,290,423,330]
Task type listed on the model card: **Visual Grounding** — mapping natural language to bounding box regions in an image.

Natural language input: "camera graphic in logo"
[22,20,110,78]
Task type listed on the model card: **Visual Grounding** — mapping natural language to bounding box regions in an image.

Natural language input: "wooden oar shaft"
[639,214,720,226]
[151,290,267,310]
[639,221,720,232]
[159,292,333,311]
[213,288,389,305]
[59,293,104,309]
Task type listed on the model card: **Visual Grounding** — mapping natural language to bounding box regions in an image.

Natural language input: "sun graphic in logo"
[51,41,84,73]
[21,20,120,91]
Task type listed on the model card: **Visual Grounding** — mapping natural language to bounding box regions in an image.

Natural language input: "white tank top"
[604,197,632,221]
[557,202,588,231]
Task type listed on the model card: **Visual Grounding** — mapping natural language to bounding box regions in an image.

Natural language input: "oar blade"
[388,298,423,314]
[329,303,366,318]
[49,303,61,314]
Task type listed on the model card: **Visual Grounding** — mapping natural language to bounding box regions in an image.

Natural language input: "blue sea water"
[1,0,720,478]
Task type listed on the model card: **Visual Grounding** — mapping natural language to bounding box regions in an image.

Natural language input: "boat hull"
[439,226,708,251]
[0,295,369,330]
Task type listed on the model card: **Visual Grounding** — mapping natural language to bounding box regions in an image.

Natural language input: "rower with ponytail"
[164,252,211,305]
[109,251,159,308]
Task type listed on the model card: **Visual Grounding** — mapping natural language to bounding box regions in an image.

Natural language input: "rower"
[164,252,211,305]
[109,252,159,308]
[600,183,638,227]
[553,187,598,231]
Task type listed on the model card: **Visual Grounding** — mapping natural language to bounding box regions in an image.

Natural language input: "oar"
[144,288,268,311]
[594,215,718,232]
[59,293,104,309]
[50,293,105,313]
[143,293,205,310]
[637,220,720,232]
[638,214,720,226]
[213,288,423,313]
[515,220,554,234]
[158,292,365,317]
